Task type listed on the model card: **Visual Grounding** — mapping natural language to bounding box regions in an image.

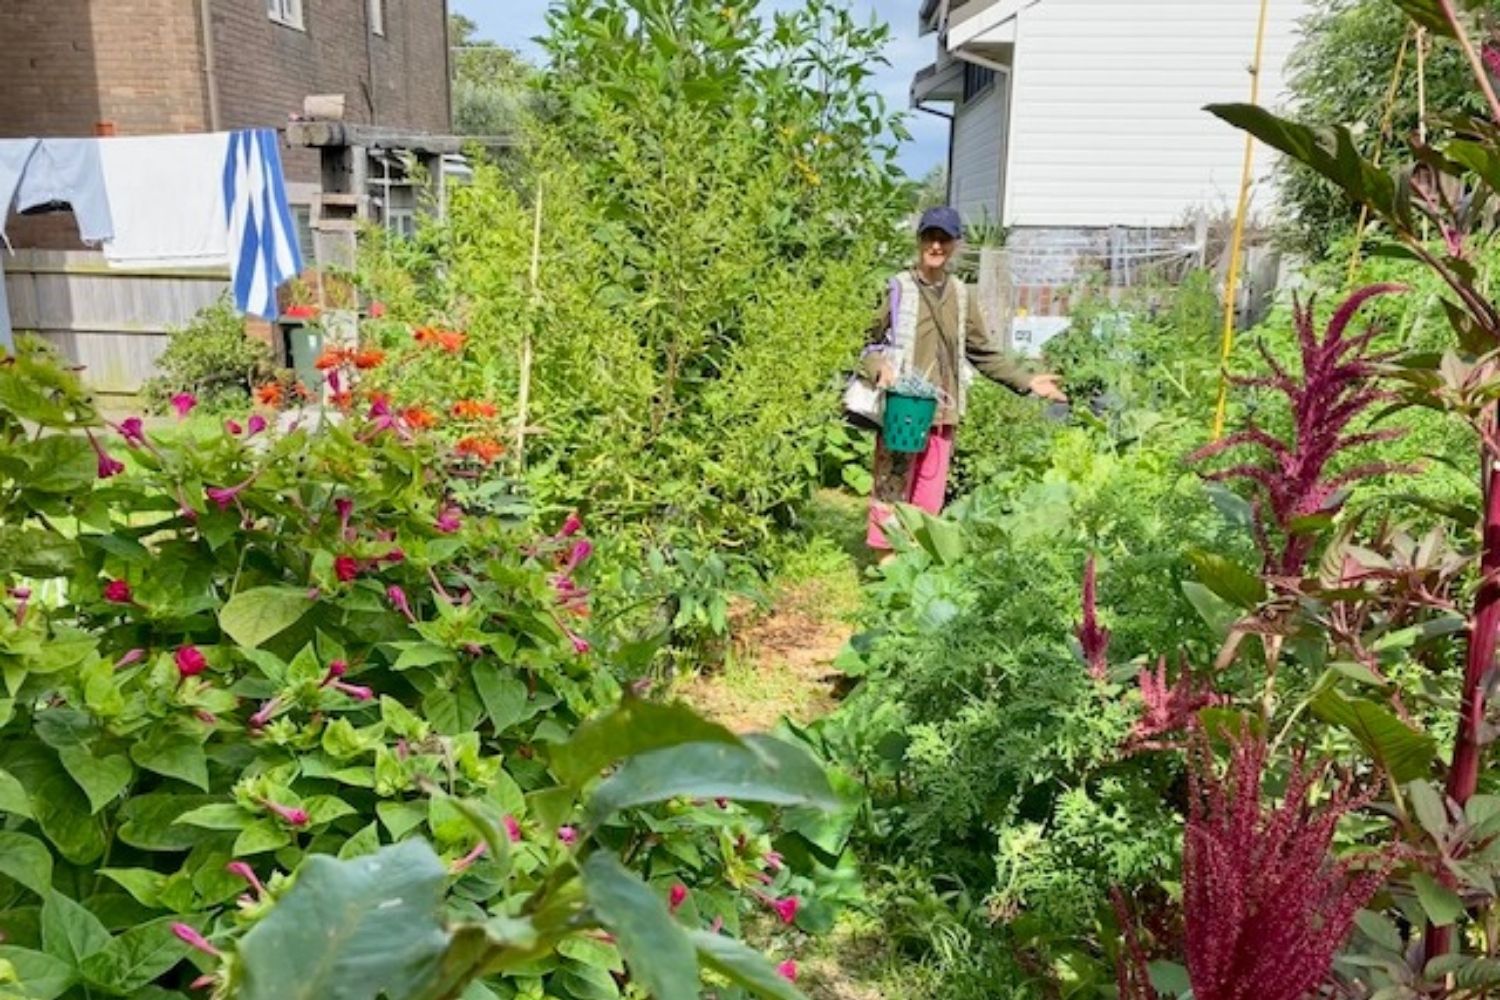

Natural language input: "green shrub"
[0,342,840,999]
[142,296,280,414]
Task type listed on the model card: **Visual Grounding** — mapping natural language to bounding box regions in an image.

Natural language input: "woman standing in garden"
[860,205,1065,552]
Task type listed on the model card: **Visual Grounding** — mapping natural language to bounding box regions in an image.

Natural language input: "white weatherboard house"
[913,0,1311,332]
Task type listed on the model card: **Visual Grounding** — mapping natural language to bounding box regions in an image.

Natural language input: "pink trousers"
[866,425,955,550]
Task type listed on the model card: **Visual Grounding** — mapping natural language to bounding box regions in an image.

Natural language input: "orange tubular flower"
[455,436,505,463]
[254,383,284,407]
[330,390,354,410]
[402,407,439,430]
[314,347,352,371]
[435,329,467,353]
[451,400,499,420]
[353,348,386,370]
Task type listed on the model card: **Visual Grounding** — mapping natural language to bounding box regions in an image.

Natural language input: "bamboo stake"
[1346,29,1413,285]
[1211,0,1274,441]
[516,181,543,471]
[1350,28,1404,284]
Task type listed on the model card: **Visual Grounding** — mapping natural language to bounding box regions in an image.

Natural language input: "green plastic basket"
[882,391,938,453]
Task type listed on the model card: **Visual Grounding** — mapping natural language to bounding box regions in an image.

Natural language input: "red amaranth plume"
[1077,555,1111,682]
[1191,285,1411,578]
[1182,726,1394,1000]
[1127,657,1224,752]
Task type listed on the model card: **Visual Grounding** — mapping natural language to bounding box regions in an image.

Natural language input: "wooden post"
[515,181,543,470]
[1210,0,1272,441]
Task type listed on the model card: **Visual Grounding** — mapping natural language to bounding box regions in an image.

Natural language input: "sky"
[451,0,948,179]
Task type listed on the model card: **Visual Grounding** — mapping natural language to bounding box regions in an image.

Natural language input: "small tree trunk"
[1429,433,1500,961]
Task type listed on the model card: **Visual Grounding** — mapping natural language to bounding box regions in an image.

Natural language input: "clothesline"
[0,128,303,351]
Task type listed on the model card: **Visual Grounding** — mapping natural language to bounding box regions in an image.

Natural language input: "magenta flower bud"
[559,512,583,537]
[172,923,219,957]
[247,413,268,436]
[104,579,133,604]
[226,860,267,898]
[770,896,799,925]
[764,850,784,872]
[333,681,374,701]
[225,419,243,435]
[776,960,797,982]
[114,648,146,669]
[568,631,590,656]
[557,825,578,846]
[450,841,487,874]
[261,798,309,827]
[170,393,197,418]
[248,696,282,729]
[324,659,348,681]
[174,645,207,678]
[435,506,462,534]
[503,815,523,843]
[386,585,414,621]
[668,883,688,913]
[116,416,148,448]
[205,483,246,510]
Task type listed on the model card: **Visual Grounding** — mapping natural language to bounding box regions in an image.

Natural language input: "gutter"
[198,0,221,130]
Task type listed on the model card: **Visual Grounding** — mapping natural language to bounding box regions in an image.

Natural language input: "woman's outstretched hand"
[1028,373,1067,402]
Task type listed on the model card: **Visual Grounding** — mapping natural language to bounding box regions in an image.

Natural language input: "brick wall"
[210,0,451,184]
[0,0,211,138]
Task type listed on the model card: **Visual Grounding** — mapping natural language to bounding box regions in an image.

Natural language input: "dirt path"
[677,490,868,734]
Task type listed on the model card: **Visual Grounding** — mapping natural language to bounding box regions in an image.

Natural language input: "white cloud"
[452,0,948,178]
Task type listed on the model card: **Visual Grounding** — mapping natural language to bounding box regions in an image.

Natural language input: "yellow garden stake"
[1346,29,1413,286]
[516,180,544,472]
[1212,0,1274,441]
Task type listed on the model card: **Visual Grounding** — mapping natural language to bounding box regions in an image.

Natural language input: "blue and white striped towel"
[223,129,302,320]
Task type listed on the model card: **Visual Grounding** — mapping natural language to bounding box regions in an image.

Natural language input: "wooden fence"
[3,249,229,398]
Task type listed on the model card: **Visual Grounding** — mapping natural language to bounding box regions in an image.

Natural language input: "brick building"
[0,0,452,396]
[0,0,451,227]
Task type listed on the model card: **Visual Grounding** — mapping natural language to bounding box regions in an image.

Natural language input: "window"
[291,205,316,267]
[267,0,304,30]
[962,62,995,103]
[368,0,384,36]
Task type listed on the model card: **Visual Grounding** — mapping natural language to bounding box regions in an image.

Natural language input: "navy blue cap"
[917,205,963,239]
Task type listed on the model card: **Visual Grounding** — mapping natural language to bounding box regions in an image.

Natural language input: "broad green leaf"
[1205,105,1400,224]
[0,946,74,1000]
[338,822,381,860]
[1354,909,1404,953]
[0,745,105,864]
[233,820,292,856]
[175,803,253,831]
[80,917,191,994]
[57,747,132,814]
[391,643,456,672]
[689,930,806,1000]
[40,892,110,969]
[1311,690,1437,784]
[98,869,166,909]
[582,853,697,1000]
[0,768,31,818]
[587,735,837,824]
[1407,781,1450,842]
[116,794,221,851]
[1181,581,1237,638]
[219,586,315,649]
[20,436,96,494]
[1412,872,1465,926]
[237,840,451,1000]
[377,801,427,840]
[1188,550,1266,609]
[1392,0,1457,34]
[471,662,529,733]
[554,698,742,787]
[0,833,52,898]
[130,731,209,791]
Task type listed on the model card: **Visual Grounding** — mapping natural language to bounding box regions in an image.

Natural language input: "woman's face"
[919,228,957,271]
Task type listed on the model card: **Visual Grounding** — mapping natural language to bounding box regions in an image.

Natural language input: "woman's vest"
[886,272,976,418]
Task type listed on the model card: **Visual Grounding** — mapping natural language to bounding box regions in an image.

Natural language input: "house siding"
[1002,0,1308,228]
[949,70,1008,230]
